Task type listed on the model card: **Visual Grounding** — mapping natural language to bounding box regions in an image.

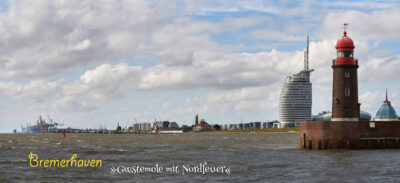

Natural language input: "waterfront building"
[238,123,244,130]
[273,123,280,128]
[375,90,398,121]
[229,124,237,130]
[279,36,314,128]
[133,123,140,131]
[155,121,163,128]
[131,122,152,132]
[139,122,151,131]
[168,122,179,128]
[116,123,122,131]
[145,123,151,131]
[236,124,241,130]
[153,121,179,130]
[139,123,145,131]
[162,121,170,128]
[244,123,251,130]
[212,124,221,130]
[262,122,269,129]
[250,122,261,129]
[193,118,211,132]
[262,120,279,128]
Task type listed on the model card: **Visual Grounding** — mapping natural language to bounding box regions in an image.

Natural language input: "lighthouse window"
[337,51,353,57]
[345,88,350,96]
[345,108,350,117]
[345,72,350,78]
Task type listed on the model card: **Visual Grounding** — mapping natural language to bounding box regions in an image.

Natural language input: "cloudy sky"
[0,0,400,132]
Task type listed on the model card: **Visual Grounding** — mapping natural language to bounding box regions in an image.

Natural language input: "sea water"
[0,133,399,182]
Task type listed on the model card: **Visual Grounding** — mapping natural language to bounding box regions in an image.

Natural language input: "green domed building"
[312,111,371,122]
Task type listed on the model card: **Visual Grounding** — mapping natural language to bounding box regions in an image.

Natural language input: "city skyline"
[0,0,400,132]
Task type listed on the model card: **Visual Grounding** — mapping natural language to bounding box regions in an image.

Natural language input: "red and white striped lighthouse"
[331,24,360,121]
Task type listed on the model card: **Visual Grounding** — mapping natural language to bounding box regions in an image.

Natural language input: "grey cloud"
[0,0,175,78]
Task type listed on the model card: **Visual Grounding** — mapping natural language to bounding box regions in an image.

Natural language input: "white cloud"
[221,16,269,31]
[249,29,305,41]
[360,55,400,82]
[318,7,400,41]
[0,80,59,102]
[159,85,282,122]
[191,0,312,16]
[64,63,142,99]
[138,49,303,90]
[69,39,91,51]
[54,96,97,112]
[327,1,400,10]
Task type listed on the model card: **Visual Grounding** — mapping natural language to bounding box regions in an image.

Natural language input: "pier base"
[300,121,400,150]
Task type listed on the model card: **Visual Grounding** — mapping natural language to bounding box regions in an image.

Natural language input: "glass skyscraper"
[279,37,313,128]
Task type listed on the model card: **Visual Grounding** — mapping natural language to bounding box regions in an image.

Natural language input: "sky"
[0,0,400,132]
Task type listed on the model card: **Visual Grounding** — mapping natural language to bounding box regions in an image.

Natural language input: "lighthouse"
[331,24,360,121]
[300,24,400,150]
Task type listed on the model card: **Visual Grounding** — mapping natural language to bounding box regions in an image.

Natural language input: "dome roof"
[375,91,398,121]
[375,103,398,120]
[336,32,355,50]
[312,111,371,121]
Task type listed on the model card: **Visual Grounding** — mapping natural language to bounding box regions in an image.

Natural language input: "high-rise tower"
[279,36,314,127]
[331,24,360,121]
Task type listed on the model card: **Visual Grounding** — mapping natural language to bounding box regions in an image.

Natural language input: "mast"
[386,88,388,102]
[304,36,309,71]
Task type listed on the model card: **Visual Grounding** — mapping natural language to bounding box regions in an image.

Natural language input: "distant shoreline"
[1,128,300,134]
[201,128,300,133]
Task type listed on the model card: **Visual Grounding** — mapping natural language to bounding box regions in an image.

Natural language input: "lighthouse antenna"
[342,23,349,35]
[304,35,309,71]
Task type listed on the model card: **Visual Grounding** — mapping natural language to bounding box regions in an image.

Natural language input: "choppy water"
[1,133,400,182]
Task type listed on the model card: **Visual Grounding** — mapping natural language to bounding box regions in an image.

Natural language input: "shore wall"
[300,121,400,149]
